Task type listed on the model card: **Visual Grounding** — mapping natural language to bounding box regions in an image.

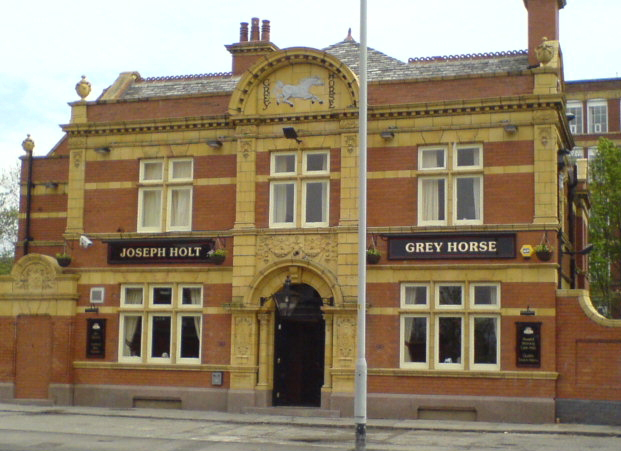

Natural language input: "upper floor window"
[138,158,193,233]
[269,150,330,228]
[418,144,483,226]
[587,99,608,134]
[567,100,583,135]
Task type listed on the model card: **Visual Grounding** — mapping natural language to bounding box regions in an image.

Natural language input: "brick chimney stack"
[226,18,279,75]
[523,0,566,66]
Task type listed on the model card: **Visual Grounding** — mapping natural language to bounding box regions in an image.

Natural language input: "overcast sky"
[1,0,619,174]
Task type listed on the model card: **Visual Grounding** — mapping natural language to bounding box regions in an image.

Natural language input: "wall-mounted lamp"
[44,182,58,189]
[283,127,302,144]
[260,275,333,316]
[380,130,395,140]
[565,244,594,255]
[85,306,100,313]
[566,112,576,122]
[503,124,518,134]
[207,139,223,149]
[94,147,111,155]
[520,306,536,316]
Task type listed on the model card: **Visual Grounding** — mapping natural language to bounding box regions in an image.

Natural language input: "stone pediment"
[229,48,359,116]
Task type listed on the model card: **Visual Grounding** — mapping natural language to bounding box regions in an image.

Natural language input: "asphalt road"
[0,403,620,451]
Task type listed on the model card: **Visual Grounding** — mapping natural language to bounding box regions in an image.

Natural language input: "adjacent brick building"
[1,0,620,424]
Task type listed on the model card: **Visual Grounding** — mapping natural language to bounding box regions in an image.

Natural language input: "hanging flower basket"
[56,254,72,267]
[534,244,553,261]
[366,249,381,264]
[209,249,226,264]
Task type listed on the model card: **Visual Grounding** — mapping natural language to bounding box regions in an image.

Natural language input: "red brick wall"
[556,295,621,401]
[369,76,533,105]
[0,318,16,384]
[87,95,231,122]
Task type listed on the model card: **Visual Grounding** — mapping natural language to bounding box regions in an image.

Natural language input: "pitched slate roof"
[118,40,529,100]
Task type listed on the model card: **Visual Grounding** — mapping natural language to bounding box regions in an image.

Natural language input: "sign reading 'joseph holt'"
[388,233,515,260]
[107,239,216,264]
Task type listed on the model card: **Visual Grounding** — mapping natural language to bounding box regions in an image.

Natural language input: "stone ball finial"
[75,75,92,100]
[21,134,35,153]
[535,37,555,65]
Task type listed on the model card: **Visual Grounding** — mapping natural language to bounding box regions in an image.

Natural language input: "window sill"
[372,368,558,380]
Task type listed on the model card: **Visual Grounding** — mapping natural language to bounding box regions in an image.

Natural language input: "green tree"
[588,137,621,318]
[0,164,20,274]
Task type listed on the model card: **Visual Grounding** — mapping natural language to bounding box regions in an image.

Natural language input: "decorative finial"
[21,134,35,153]
[535,37,555,65]
[75,75,92,100]
[345,28,354,41]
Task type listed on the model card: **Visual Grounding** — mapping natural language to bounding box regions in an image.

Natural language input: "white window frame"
[419,146,446,170]
[454,144,482,170]
[118,313,144,363]
[400,281,501,372]
[567,101,583,135]
[138,158,193,233]
[453,175,483,224]
[269,180,297,228]
[470,283,500,309]
[401,283,429,309]
[121,285,144,307]
[179,285,203,308]
[303,151,330,174]
[436,283,464,309]
[587,99,608,134]
[269,150,330,229]
[470,315,500,371]
[176,314,202,364]
[417,143,483,226]
[119,283,203,365]
[418,176,447,226]
[150,285,174,308]
[90,287,105,304]
[435,315,464,370]
[301,179,329,227]
[147,313,173,363]
[400,315,429,369]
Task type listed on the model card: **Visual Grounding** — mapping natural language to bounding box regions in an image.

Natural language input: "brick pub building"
[2,0,620,424]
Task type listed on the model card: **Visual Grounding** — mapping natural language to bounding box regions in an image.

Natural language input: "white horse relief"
[275,76,325,107]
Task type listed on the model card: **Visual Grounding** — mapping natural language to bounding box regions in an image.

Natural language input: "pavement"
[1,401,620,438]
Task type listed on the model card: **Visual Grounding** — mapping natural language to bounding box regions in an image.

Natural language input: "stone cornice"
[61,95,565,138]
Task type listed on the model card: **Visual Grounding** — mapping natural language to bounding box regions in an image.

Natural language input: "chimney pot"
[261,20,271,42]
[251,17,260,41]
[240,22,249,42]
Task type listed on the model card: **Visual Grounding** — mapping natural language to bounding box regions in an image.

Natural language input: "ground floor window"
[400,281,500,371]
[119,283,203,364]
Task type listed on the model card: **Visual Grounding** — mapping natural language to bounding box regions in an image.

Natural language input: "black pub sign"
[388,233,515,260]
[516,322,541,368]
[107,239,216,264]
[86,318,106,358]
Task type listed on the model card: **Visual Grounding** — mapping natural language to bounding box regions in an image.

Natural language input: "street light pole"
[355,0,368,450]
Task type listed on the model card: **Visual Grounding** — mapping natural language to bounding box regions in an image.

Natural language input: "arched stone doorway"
[271,280,325,406]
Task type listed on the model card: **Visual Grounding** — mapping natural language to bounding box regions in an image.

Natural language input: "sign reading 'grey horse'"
[275,76,325,107]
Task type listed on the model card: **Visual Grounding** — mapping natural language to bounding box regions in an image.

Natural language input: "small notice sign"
[516,322,541,368]
[86,319,106,358]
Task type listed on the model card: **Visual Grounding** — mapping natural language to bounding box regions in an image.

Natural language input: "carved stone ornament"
[11,254,60,293]
[75,75,92,100]
[274,76,325,107]
[535,37,555,65]
[335,316,356,360]
[257,234,336,264]
[538,127,553,148]
[240,140,253,159]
